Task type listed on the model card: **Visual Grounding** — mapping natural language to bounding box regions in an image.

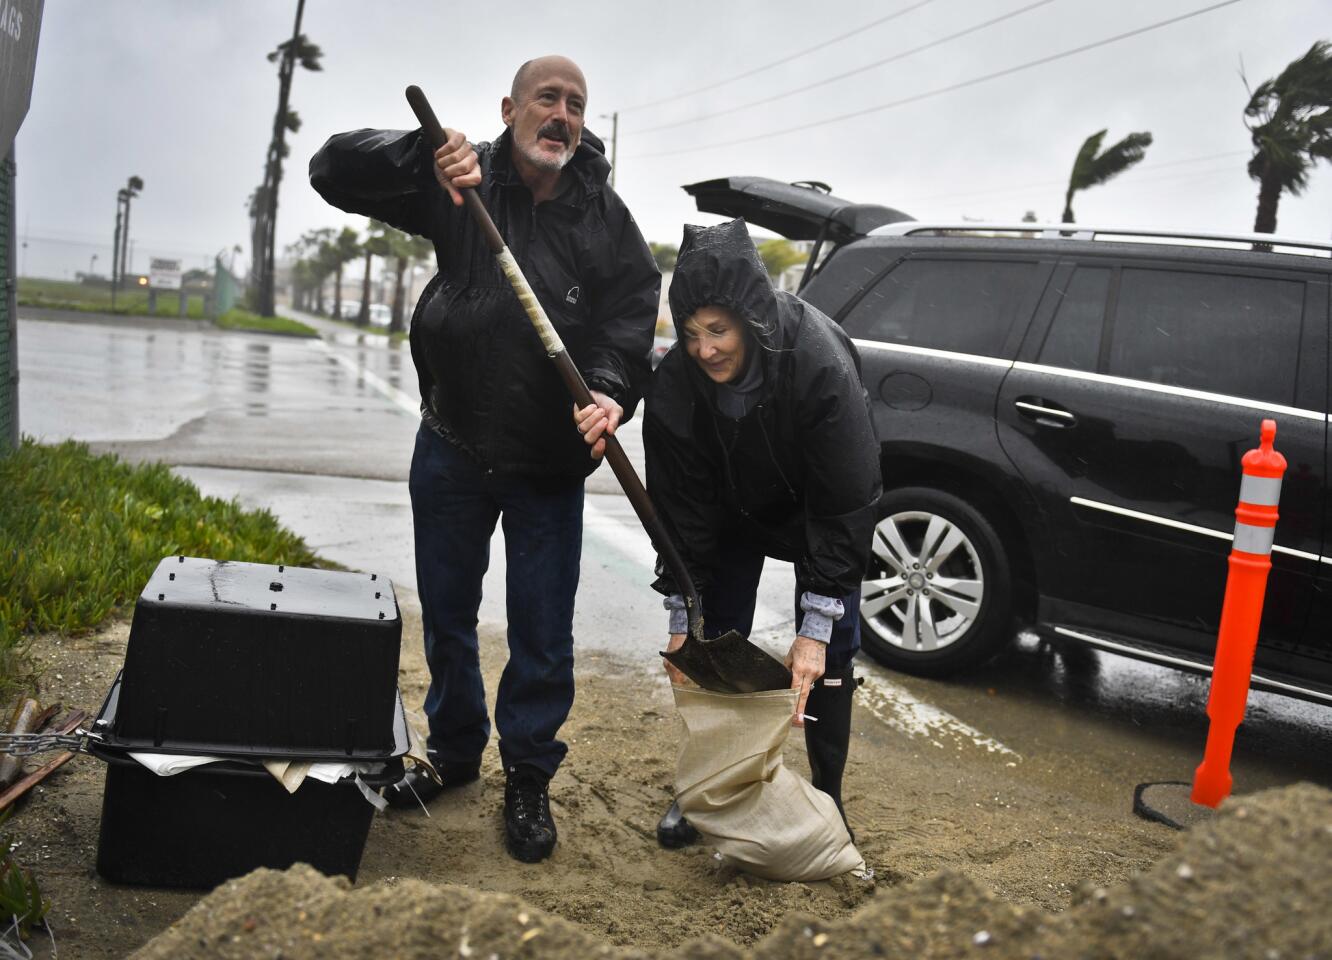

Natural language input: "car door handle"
[1015,398,1077,427]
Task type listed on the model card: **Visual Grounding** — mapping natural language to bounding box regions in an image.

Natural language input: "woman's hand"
[664,632,689,685]
[785,635,826,727]
[573,391,623,459]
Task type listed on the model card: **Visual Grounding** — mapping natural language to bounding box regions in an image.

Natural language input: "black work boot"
[384,754,481,810]
[656,799,700,849]
[804,663,858,839]
[504,764,557,863]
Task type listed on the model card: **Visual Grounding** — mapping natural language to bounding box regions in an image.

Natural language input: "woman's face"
[683,305,747,384]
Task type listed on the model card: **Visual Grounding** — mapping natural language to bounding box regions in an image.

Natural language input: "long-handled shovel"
[404,85,789,694]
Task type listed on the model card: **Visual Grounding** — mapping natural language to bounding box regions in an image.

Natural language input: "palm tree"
[389,233,434,334]
[249,0,323,317]
[1244,40,1332,235]
[1061,129,1153,223]
[358,220,392,327]
[331,226,361,321]
[288,227,333,314]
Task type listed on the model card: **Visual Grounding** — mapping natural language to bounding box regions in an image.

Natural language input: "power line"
[626,0,1246,160]
[900,151,1250,206]
[616,0,935,113]
[18,232,225,259]
[628,0,1057,136]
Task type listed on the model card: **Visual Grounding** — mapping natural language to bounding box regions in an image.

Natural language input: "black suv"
[685,177,1332,707]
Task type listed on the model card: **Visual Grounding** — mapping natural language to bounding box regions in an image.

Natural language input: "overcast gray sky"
[14,0,1331,280]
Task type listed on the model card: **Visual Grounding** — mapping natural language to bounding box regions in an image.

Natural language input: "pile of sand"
[132,782,1330,960]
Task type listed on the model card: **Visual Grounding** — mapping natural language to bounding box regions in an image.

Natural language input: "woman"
[576,218,881,846]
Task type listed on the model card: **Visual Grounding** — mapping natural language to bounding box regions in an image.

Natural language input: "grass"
[18,277,208,319]
[318,311,409,344]
[0,438,321,704]
[216,308,318,338]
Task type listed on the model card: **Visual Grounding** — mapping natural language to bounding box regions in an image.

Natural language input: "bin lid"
[141,557,397,623]
[91,670,413,762]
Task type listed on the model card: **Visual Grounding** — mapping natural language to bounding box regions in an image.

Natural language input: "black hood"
[668,218,780,351]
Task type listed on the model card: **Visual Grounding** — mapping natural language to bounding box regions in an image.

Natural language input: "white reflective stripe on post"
[1238,474,1283,507]
[1232,522,1276,555]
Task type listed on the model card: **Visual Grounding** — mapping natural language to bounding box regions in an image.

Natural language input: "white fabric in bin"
[128,752,387,808]
[672,685,865,882]
[128,753,224,776]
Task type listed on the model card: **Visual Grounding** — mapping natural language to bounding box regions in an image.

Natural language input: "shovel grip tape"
[497,248,564,355]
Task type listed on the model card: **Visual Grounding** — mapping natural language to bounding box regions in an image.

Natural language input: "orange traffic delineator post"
[1191,418,1287,808]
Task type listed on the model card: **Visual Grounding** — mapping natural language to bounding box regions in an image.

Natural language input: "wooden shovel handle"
[404,85,706,639]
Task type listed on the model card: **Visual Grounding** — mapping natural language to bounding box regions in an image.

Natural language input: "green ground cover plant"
[216,308,318,338]
[0,439,319,703]
[18,278,207,319]
[323,314,408,343]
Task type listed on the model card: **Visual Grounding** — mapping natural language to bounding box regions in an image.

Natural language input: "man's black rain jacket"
[309,126,660,479]
[644,218,882,600]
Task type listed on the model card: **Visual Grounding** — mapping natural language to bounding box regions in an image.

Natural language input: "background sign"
[149,257,182,291]
[0,0,45,155]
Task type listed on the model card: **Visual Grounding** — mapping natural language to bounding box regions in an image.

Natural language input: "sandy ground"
[16,598,1184,958]
[128,782,1332,959]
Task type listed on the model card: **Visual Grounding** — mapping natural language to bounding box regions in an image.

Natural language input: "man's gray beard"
[518,140,574,172]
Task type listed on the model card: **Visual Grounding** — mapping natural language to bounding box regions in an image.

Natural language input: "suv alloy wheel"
[860,487,1012,676]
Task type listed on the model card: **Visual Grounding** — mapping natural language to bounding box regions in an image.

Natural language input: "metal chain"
[0,729,101,758]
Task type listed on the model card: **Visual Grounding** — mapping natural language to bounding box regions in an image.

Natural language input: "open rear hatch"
[682,176,913,289]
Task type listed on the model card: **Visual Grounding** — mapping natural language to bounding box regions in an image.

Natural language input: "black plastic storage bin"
[90,672,409,889]
[92,746,400,888]
[115,557,401,757]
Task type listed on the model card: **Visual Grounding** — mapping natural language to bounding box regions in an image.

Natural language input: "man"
[310,56,660,863]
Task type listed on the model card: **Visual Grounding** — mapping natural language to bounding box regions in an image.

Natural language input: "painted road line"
[583,499,1020,759]
[316,342,420,418]
[856,668,1020,758]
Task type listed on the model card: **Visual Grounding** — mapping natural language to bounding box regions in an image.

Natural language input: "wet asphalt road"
[16,309,1332,808]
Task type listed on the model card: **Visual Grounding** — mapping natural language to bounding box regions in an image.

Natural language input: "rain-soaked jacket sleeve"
[580,202,660,418]
[308,128,443,239]
[792,317,882,598]
[644,360,724,597]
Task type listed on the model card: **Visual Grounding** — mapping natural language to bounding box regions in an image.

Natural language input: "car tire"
[859,486,1012,677]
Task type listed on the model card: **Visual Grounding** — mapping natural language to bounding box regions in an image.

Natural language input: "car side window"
[1037,267,1111,372]
[840,258,1036,357]
[1107,268,1305,406]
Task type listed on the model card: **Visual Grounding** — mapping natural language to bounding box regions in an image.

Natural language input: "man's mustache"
[537,123,570,145]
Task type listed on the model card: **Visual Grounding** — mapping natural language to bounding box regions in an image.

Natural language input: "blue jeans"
[700,536,860,672]
[409,424,584,778]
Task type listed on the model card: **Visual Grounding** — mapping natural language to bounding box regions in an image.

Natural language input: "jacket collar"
[487,127,611,203]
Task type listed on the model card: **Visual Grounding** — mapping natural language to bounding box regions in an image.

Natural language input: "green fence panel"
[1,147,15,454]
[212,257,238,317]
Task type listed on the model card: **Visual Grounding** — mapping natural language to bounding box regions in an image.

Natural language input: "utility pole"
[112,176,143,307]
[601,111,619,189]
[111,190,124,306]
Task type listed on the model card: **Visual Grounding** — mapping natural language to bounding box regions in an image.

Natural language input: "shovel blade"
[662,630,792,694]
[703,630,792,692]
[663,638,739,693]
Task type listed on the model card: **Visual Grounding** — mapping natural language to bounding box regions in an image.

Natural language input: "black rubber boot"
[504,764,557,863]
[804,663,858,839]
[656,799,700,849]
[384,754,481,810]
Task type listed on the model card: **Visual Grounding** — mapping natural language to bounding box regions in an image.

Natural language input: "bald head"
[511,56,587,102]
[502,55,588,185]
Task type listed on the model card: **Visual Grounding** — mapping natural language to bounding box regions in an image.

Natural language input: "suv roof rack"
[870,222,1332,257]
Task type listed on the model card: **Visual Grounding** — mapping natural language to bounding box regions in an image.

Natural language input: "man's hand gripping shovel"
[404,85,788,694]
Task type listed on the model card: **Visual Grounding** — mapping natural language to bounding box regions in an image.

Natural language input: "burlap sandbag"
[672,684,865,882]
